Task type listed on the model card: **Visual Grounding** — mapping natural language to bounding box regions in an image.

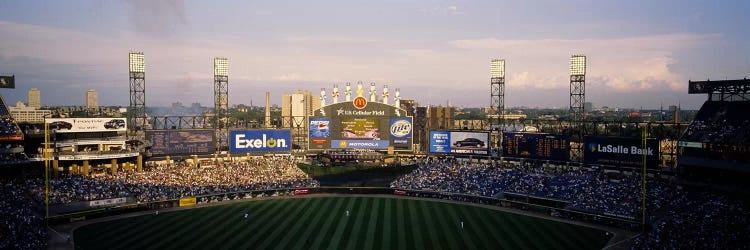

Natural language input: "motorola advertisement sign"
[330,140,390,149]
[429,130,490,156]
[584,136,659,168]
[308,98,412,151]
[230,130,292,153]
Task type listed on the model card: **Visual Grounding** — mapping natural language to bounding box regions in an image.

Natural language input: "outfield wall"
[48,187,640,229]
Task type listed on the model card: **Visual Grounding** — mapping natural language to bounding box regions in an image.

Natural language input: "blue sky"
[0,0,748,109]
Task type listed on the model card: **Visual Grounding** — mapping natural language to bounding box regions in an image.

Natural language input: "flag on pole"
[0,75,15,89]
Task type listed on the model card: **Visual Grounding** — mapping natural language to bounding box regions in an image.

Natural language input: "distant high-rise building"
[265,92,271,128]
[86,89,98,109]
[584,102,594,112]
[281,90,320,128]
[399,99,417,117]
[427,106,454,130]
[669,105,680,122]
[28,88,41,108]
[9,102,51,123]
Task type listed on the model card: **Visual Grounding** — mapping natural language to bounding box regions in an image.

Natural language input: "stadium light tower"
[490,59,505,127]
[569,55,586,123]
[128,52,146,139]
[214,57,229,151]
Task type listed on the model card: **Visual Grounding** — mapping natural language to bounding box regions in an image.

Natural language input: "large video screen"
[308,117,414,151]
[429,130,490,155]
[584,136,659,168]
[147,129,215,156]
[341,118,379,139]
[502,133,570,161]
[308,101,412,151]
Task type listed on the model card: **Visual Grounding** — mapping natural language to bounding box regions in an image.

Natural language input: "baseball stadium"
[2,2,750,249]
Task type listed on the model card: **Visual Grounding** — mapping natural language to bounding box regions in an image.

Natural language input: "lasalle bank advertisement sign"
[584,136,659,168]
[230,130,292,153]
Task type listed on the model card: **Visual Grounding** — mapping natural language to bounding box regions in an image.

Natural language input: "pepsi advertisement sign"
[331,140,389,149]
[429,131,451,153]
[230,130,292,153]
[309,118,330,138]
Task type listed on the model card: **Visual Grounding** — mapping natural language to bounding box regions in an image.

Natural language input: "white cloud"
[284,36,384,44]
[449,34,720,92]
[0,19,722,108]
[448,6,465,15]
[419,5,465,15]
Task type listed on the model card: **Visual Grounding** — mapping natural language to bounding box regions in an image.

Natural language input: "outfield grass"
[75,197,611,250]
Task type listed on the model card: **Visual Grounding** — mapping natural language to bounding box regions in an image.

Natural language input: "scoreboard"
[309,99,413,151]
[146,129,215,156]
[502,133,570,161]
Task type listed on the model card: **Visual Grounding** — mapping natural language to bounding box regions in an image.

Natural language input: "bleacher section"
[0,95,22,139]
[0,95,9,116]
[679,101,750,184]
[0,95,27,164]
[681,101,750,146]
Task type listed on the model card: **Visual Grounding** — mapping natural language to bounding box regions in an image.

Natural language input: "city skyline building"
[281,90,321,128]
[86,89,98,109]
[28,87,40,108]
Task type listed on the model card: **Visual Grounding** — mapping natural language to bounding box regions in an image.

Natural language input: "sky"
[0,0,748,110]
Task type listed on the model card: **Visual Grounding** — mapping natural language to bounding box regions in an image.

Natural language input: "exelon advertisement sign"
[230,130,292,153]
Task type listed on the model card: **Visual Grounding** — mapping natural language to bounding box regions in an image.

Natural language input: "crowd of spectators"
[391,158,750,249]
[631,191,750,249]
[0,117,20,136]
[29,156,319,205]
[0,142,27,166]
[681,101,750,146]
[391,159,653,218]
[0,179,46,250]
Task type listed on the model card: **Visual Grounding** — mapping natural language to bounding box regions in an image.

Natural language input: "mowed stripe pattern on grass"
[75,197,611,250]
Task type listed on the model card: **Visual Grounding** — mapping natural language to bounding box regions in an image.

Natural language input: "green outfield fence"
[48,187,640,229]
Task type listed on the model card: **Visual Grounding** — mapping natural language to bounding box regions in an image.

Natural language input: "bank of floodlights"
[214,57,229,77]
[129,52,145,73]
[490,59,505,78]
[570,55,586,76]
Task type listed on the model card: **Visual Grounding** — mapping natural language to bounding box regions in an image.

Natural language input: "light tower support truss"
[128,52,146,139]
[569,55,587,123]
[490,59,506,127]
[214,57,229,151]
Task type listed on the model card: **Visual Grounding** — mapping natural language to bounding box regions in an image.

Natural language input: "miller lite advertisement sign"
[390,118,412,145]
